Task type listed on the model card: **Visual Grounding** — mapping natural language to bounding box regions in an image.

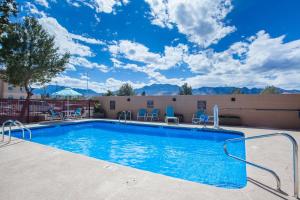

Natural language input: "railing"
[118,111,131,123]
[1,120,32,142]
[224,133,299,198]
[0,99,95,123]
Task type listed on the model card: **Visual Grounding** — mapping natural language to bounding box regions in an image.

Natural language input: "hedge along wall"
[96,94,300,130]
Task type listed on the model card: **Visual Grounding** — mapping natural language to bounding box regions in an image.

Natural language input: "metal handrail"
[224,132,299,198]
[118,111,127,123]
[1,120,32,142]
[118,111,131,123]
[14,120,32,140]
[1,120,14,142]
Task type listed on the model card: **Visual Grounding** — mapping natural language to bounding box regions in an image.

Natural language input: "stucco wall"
[0,80,27,99]
[96,94,300,129]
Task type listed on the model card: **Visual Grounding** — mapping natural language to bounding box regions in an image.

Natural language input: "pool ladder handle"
[1,120,32,143]
[224,132,299,199]
[118,111,131,123]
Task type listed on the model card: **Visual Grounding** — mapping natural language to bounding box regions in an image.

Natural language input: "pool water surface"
[13,121,247,188]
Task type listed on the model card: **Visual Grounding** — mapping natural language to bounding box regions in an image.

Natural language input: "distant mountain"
[134,84,180,95]
[134,84,300,95]
[192,87,263,95]
[33,84,300,97]
[33,85,100,97]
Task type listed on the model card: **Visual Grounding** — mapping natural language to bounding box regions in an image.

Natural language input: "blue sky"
[19,0,300,92]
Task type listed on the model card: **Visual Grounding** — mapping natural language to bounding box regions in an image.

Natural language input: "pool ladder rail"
[224,132,299,199]
[1,120,32,143]
[118,111,131,123]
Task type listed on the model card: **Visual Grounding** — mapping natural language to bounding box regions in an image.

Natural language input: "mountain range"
[33,85,100,97]
[135,84,300,95]
[33,84,300,96]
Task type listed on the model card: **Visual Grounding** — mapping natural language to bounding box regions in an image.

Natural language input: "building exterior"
[0,79,27,99]
[97,94,300,129]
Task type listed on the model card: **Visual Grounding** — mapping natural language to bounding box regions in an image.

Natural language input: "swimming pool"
[13,121,247,188]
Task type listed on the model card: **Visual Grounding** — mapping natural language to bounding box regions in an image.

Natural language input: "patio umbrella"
[52,88,82,118]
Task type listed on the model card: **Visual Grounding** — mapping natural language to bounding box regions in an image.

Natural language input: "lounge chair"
[137,108,147,121]
[192,110,210,126]
[72,107,83,119]
[165,106,179,124]
[147,108,160,121]
[48,109,63,120]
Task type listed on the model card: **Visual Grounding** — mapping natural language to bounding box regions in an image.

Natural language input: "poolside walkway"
[0,119,299,200]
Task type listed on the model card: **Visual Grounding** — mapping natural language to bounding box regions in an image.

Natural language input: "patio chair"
[72,107,83,119]
[165,106,179,124]
[147,108,160,121]
[192,110,210,126]
[48,109,63,121]
[137,108,147,121]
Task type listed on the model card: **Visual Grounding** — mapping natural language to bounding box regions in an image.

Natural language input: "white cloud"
[242,30,300,72]
[66,0,129,13]
[38,17,101,57]
[32,14,109,74]
[51,75,144,93]
[145,0,235,47]
[109,40,189,84]
[183,31,300,89]
[35,0,49,8]
[109,40,187,70]
[109,31,300,89]
[69,57,109,72]
[24,2,47,17]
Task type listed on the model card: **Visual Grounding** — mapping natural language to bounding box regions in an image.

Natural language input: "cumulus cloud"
[31,13,109,73]
[38,17,102,57]
[109,31,300,89]
[185,31,300,89]
[69,57,109,72]
[24,2,47,17]
[35,0,49,8]
[51,75,145,93]
[66,0,129,13]
[109,40,187,70]
[109,40,189,84]
[145,0,235,47]
[242,31,300,72]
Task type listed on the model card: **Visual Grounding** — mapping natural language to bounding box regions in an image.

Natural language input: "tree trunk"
[20,86,33,123]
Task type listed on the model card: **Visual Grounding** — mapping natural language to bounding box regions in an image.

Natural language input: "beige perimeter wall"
[97,94,300,130]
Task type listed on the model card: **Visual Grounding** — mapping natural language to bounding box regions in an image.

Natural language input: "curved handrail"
[14,120,32,140]
[1,120,32,142]
[118,111,131,123]
[224,132,298,198]
[1,120,14,142]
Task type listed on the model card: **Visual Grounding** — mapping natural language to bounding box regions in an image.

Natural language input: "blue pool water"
[13,121,247,188]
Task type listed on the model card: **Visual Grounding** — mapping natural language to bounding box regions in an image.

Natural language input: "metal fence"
[0,99,95,123]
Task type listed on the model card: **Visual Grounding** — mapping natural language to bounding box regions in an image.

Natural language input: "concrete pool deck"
[0,119,299,200]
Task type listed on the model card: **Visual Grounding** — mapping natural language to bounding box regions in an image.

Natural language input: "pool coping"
[9,118,245,137]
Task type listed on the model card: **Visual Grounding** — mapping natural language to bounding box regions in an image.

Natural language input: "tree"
[0,0,17,34]
[0,0,18,65]
[0,17,70,117]
[260,86,281,94]
[179,83,192,95]
[104,90,114,96]
[141,91,146,96]
[117,83,135,96]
